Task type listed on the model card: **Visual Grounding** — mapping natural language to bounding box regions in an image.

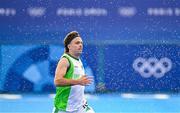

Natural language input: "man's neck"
[67,52,80,59]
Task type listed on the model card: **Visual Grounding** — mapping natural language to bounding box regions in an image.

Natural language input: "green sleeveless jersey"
[54,53,86,112]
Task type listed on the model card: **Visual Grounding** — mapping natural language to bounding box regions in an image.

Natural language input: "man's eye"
[76,42,82,44]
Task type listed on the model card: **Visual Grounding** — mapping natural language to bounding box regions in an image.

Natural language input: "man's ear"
[68,45,71,49]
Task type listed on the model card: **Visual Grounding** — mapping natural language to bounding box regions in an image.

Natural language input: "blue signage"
[0,0,180,43]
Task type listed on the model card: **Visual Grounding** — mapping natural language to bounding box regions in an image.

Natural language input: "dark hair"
[64,31,80,53]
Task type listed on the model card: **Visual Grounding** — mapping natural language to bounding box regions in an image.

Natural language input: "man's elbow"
[54,78,64,87]
[54,79,62,87]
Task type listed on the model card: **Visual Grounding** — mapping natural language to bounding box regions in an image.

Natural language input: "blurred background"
[0,0,180,113]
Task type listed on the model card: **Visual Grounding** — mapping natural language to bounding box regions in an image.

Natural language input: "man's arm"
[54,57,92,86]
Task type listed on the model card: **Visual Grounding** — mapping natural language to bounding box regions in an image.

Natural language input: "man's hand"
[77,75,93,86]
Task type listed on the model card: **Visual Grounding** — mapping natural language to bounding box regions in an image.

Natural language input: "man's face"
[68,37,83,55]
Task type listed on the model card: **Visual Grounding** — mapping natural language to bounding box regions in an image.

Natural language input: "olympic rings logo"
[133,57,172,78]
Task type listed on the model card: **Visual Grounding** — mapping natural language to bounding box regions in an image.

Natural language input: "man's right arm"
[54,57,92,86]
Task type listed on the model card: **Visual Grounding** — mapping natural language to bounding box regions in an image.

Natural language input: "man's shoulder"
[59,57,69,63]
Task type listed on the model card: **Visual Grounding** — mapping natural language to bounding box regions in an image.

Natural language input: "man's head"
[64,31,83,56]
